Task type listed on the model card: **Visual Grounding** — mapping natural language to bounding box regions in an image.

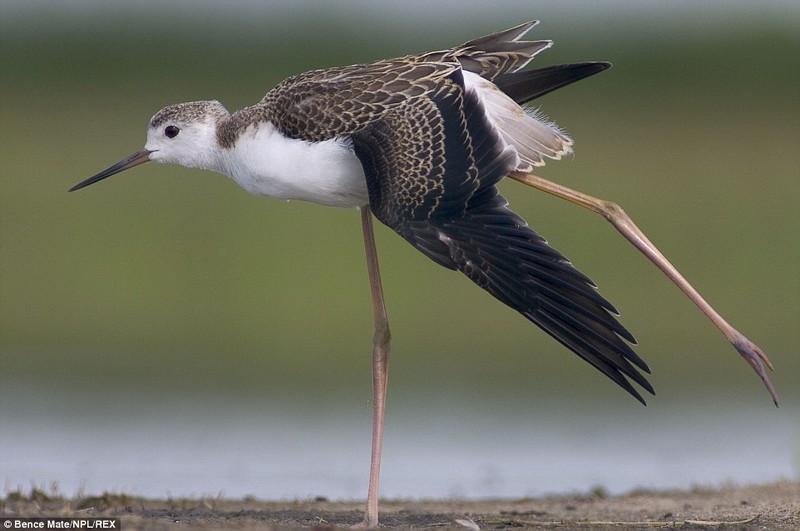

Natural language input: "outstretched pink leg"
[510,171,779,406]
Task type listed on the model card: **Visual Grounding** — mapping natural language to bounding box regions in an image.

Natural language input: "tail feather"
[465,20,541,48]
[495,62,612,105]
[422,21,552,81]
[464,70,573,171]
[420,25,613,172]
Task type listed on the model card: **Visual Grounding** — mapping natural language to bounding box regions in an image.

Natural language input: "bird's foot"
[732,333,780,406]
[352,516,378,529]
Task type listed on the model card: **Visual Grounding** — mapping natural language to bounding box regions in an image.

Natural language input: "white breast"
[221,122,369,208]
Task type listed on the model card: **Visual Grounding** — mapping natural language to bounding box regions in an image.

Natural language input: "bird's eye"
[164,125,180,138]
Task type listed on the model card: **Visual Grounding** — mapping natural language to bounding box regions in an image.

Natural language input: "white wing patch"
[462,70,573,172]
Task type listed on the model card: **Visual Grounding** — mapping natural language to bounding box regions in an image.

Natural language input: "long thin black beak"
[69,149,153,192]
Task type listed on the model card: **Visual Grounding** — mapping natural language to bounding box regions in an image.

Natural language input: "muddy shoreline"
[4,481,797,529]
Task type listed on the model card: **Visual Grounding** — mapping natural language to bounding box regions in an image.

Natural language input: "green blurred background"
[1,1,797,498]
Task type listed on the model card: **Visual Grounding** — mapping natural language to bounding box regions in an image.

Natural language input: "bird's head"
[69,100,230,192]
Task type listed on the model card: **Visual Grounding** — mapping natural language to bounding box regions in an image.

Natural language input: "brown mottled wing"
[349,69,654,403]
[223,60,458,145]
[352,69,497,227]
[418,20,551,81]
[221,22,552,146]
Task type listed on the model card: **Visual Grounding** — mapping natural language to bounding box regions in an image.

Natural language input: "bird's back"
[219,21,555,151]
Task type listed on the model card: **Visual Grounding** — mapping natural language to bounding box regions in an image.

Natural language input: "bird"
[69,21,778,527]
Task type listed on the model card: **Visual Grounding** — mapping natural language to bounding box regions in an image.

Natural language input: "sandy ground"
[3,481,798,530]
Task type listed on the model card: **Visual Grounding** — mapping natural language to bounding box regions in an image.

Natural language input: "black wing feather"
[495,62,612,104]
[351,68,653,403]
